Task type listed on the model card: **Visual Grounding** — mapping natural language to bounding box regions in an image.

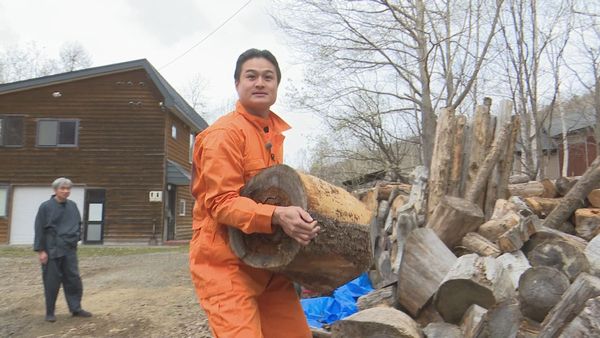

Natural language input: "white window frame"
[171,124,177,139]
[178,199,186,216]
[36,119,79,147]
[0,186,8,218]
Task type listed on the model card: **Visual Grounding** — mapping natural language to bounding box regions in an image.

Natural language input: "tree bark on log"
[555,176,579,196]
[523,197,561,218]
[434,254,515,324]
[544,157,600,230]
[427,196,484,249]
[538,273,600,338]
[461,304,487,338]
[517,266,570,322]
[428,108,455,218]
[508,181,546,198]
[396,228,457,317]
[558,296,600,337]
[585,235,600,278]
[496,251,531,289]
[331,307,423,338]
[587,189,600,208]
[461,232,501,257]
[357,284,397,311]
[229,165,373,293]
[527,238,590,282]
[575,208,600,241]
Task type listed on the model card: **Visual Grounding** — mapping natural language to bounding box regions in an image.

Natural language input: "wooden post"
[544,157,600,230]
[228,165,373,293]
[396,228,457,317]
[428,108,455,218]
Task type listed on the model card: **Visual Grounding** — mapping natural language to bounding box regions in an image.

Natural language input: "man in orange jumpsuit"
[189,48,320,338]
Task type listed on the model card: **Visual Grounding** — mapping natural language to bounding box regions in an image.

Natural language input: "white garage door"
[9,186,84,245]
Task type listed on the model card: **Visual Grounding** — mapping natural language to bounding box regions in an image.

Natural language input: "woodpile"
[317,100,600,337]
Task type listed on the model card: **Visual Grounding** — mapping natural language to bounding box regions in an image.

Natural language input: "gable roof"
[0,59,208,131]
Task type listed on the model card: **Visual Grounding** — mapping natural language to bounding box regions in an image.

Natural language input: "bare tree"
[58,41,92,72]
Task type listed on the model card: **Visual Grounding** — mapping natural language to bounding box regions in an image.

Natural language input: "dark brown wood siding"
[0,69,168,243]
[175,185,193,240]
[0,218,7,243]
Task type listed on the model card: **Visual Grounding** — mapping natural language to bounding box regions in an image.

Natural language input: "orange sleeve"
[198,128,275,234]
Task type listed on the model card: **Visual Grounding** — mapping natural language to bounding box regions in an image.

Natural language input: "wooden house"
[0,59,208,245]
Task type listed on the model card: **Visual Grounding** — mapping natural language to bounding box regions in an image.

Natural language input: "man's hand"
[38,250,48,265]
[272,206,320,246]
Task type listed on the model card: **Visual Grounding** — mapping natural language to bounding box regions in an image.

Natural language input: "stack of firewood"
[319,101,600,337]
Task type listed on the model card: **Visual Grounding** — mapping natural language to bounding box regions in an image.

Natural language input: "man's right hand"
[272,206,320,246]
[38,250,48,265]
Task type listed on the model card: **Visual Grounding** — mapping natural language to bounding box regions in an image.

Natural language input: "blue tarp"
[301,273,374,328]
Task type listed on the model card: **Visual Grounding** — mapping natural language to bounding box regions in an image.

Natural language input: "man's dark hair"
[234,48,281,84]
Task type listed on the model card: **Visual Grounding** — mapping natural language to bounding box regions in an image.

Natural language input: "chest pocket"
[243,158,266,182]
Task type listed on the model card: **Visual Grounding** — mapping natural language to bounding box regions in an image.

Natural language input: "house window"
[171,124,177,139]
[0,186,7,217]
[0,116,24,147]
[189,133,194,163]
[179,199,186,216]
[37,119,78,147]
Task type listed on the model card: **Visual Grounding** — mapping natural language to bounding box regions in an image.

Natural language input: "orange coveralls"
[189,101,311,338]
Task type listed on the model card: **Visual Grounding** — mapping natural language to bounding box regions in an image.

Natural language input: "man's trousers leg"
[61,252,83,313]
[42,258,62,316]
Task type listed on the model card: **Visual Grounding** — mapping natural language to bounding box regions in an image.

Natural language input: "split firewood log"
[355,187,379,213]
[517,266,570,322]
[558,296,600,337]
[526,238,590,282]
[461,232,501,257]
[490,198,518,220]
[555,176,580,196]
[496,251,531,289]
[478,212,520,242]
[586,235,600,278]
[523,197,561,218]
[377,183,411,201]
[540,178,558,198]
[434,254,515,323]
[575,208,600,241]
[476,299,522,338]
[538,273,600,338]
[427,196,484,249]
[396,228,457,317]
[330,307,423,338]
[357,284,397,311]
[587,189,600,208]
[508,181,545,198]
[229,164,372,293]
[460,304,487,338]
[423,322,462,338]
[497,216,536,253]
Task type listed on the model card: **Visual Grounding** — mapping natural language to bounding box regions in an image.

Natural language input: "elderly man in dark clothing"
[33,177,92,322]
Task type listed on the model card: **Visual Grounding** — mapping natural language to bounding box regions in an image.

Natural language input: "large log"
[478,212,520,242]
[357,284,397,311]
[428,108,455,218]
[465,104,492,206]
[559,296,600,337]
[538,273,600,338]
[396,228,457,317]
[427,196,484,249]
[517,266,570,322]
[229,165,372,293]
[586,235,600,277]
[449,114,467,197]
[522,225,588,256]
[434,254,515,324]
[461,232,501,257]
[523,197,561,218]
[544,157,600,230]
[527,238,590,282]
[331,307,423,338]
[587,188,600,208]
[575,208,600,241]
[508,181,546,198]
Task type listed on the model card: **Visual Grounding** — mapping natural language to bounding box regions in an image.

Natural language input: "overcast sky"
[0,0,321,167]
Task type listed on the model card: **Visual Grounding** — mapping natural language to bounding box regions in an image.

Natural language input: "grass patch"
[0,245,188,258]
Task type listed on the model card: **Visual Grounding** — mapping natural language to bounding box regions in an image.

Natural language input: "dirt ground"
[0,246,213,338]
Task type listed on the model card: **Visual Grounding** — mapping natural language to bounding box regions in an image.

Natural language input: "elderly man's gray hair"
[52,177,73,189]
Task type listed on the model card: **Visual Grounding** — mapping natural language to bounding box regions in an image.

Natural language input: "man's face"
[54,185,71,201]
[235,57,278,117]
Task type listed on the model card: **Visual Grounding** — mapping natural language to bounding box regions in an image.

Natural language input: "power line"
[160,0,253,70]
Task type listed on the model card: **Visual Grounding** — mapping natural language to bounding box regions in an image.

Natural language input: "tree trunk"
[496,251,531,289]
[461,232,501,257]
[517,266,570,322]
[229,164,373,293]
[508,181,546,198]
[396,228,457,317]
[587,189,600,208]
[555,176,579,196]
[331,307,423,338]
[357,284,397,311]
[544,157,600,230]
[523,197,561,218]
[527,239,590,282]
[539,273,600,338]
[575,208,600,241]
[461,304,487,338]
[434,254,515,324]
[427,196,484,249]
[559,296,600,337]
[428,108,455,218]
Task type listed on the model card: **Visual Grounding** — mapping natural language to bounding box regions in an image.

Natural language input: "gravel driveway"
[0,246,212,338]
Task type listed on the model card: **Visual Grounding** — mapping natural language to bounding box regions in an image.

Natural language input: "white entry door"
[9,186,84,245]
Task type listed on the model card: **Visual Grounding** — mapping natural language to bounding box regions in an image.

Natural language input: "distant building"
[0,59,208,245]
